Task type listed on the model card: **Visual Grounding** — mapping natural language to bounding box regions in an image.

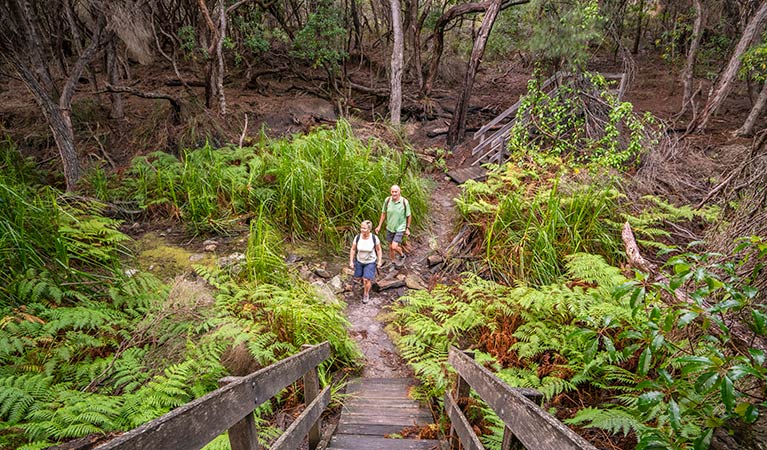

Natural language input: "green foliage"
[741,40,767,82]
[0,142,130,307]
[200,267,361,369]
[523,0,602,69]
[290,0,347,69]
[507,72,654,169]
[393,241,767,450]
[120,120,429,251]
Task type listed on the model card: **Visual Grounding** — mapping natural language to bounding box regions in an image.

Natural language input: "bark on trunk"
[389,0,404,124]
[216,0,227,115]
[694,1,767,132]
[679,0,703,116]
[632,0,644,54]
[446,0,503,146]
[107,38,125,119]
[736,81,767,137]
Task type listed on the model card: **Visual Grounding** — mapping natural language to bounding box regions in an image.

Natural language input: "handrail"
[96,342,331,450]
[446,347,597,450]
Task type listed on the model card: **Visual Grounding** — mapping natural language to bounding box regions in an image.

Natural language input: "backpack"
[384,196,409,212]
[353,233,378,261]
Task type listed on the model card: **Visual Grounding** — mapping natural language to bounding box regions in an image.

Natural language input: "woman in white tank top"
[349,220,383,303]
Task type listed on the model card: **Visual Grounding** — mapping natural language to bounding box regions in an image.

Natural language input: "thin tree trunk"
[679,0,703,116]
[446,0,503,146]
[107,37,125,119]
[632,0,644,54]
[216,0,227,115]
[389,0,404,124]
[736,81,767,137]
[422,0,527,97]
[694,1,767,132]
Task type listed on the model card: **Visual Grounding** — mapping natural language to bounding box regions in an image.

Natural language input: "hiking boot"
[362,294,369,303]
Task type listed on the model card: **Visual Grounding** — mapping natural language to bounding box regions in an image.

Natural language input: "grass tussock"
[104,120,430,251]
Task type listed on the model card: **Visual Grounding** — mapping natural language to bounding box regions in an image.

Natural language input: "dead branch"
[103,83,182,123]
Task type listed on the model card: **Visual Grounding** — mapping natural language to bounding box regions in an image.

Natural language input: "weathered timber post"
[501,388,544,450]
[218,376,259,450]
[450,350,474,450]
[302,344,322,449]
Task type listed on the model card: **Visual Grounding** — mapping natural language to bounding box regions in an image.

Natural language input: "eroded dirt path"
[343,176,461,377]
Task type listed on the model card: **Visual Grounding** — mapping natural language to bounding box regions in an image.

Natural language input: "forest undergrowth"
[0,122,430,449]
[389,74,767,450]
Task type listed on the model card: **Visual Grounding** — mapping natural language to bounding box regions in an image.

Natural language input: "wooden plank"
[339,415,432,426]
[95,343,330,450]
[218,377,258,450]
[328,435,441,450]
[336,423,421,436]
[444,393,484,450]
[448,347,597,450]
[271,385,331,450]
[302,347,322,450]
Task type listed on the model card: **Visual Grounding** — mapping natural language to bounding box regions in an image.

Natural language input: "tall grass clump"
[456,154,716,286]
[120,120,429,250]
[0,141,130,306]
[260,120,428,250]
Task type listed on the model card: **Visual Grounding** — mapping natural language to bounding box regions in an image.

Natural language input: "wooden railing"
[96,342,331,450]
[446,347,597,450]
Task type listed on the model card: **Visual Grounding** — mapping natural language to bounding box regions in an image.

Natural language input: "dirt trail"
[343,176,461,377]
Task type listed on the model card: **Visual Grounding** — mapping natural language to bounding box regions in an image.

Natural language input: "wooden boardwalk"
[327,378,442,450]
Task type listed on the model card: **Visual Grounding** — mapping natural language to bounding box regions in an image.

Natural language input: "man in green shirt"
[375,184,412,265]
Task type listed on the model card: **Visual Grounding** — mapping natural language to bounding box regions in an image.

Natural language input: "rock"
[124,268,139,277]
[405,274,427,290]
[427,254,444,267]
[328,275,344,293]
[285,254,303,264]
[313,267,332,279]
[189,253,205,262]
[218,252,245,268]
[203,239,218,252]
[312,281,339,304]
[373,278,406,292]
[299,266,314,280]
[342,267,354,276]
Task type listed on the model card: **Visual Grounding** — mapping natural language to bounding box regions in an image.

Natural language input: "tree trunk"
[679,0,703,116]
[216,0,227,115]
[694,0,767,132]
[632,0,644,54]
[422,0,526,97]
[389,0,404,124]
[446,0,503,146]
[423,1,490,97]
[107,37,125,119]
[736,81,767,137]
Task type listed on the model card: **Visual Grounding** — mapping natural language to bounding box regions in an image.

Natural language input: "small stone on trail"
[313,267,332,279]
[405,274,427,290]
[189,253,205,262]
[427,254,444,267]
[202,239,218,252]
[373,278,406,292]
[328,275,344,293]
[218,252,245,268]
[285,254,303,264]
[124,268,139,277]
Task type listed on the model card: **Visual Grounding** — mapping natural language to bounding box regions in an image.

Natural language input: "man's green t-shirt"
[383,197,411,233]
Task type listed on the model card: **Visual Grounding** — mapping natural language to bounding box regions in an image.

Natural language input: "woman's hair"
[360,220,373,231]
